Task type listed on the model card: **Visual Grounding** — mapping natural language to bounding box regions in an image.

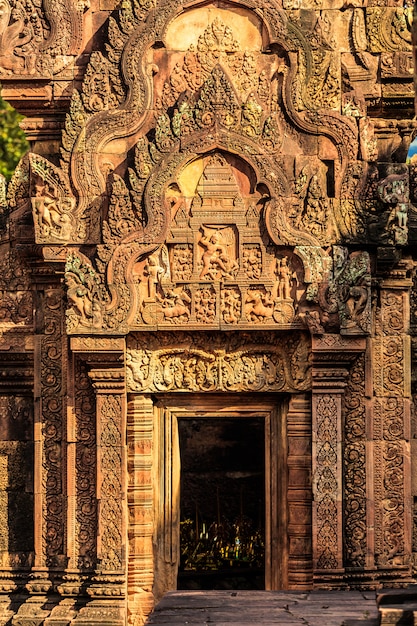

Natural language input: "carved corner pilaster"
[311,334,366,581]
[70,337,127,606]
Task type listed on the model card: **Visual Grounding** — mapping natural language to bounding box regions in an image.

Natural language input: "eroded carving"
[331,247,371,335]
[344,355,367,568]
[0,0,87,77]
[29,153,76,243]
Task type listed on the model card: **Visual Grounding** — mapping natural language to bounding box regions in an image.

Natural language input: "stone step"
[145,590,379,625]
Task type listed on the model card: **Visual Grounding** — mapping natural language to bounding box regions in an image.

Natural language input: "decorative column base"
[44,598,78,626]
[12,597,54,626]
[71,600,125,625]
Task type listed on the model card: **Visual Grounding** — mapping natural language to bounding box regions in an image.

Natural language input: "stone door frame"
[150,393,289,592]
[69,332,368,623]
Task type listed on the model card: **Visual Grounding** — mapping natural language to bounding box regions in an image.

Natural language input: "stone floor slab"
[145,590,379,625]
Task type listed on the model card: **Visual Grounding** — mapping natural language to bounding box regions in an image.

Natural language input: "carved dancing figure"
[66,273,103,329]
[377,172,409,245]
[222,289,241,324]
[302,175,327,237]
[199,228,236,279]
[332,247,371,333]
[32,180,72,240]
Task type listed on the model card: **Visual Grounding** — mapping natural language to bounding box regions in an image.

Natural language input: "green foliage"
[0,96,29,180]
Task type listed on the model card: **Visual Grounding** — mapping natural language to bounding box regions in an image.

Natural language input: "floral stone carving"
[126,331,311,394]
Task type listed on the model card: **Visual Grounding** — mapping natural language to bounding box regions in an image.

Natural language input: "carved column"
[311,335,366,584]
[9,274,68,626]
[287,393,313,589]
[371,268,412,576]
[0,349,34,623]
[126,394,155,626]
[70,338,126,625]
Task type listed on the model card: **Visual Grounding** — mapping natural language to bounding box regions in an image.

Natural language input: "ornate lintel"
[70,336,125,355]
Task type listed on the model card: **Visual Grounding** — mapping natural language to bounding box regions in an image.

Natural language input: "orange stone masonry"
[0,0,417,624]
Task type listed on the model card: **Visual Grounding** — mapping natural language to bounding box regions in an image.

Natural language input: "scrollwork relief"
[99,395,123,571]
[314,394,339,569]
[126,331,311,393]
[367,7,412,54]
[74,357,97,570]
[344,355,367,568]
[41,289,64,566]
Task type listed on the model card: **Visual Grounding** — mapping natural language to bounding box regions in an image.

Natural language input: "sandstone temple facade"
[0,0,417,623]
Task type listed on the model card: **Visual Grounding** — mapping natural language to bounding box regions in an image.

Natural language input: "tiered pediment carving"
[0,0,390,338]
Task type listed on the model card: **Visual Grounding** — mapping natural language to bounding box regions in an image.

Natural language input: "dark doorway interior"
[178,417,265,590]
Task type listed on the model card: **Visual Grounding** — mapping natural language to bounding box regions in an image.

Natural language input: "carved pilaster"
[71,355,97,572]
[0,350,34,615]
[126,394,155,626]
[286,394,313,589]
[70,337,126,625]
[11,281,66,625]
[311,335,366,583]
[344,353,368,571]
[36,287,67,571]
[372,269,412,574]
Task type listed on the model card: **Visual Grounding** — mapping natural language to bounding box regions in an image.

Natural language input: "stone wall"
[0,0,416,623]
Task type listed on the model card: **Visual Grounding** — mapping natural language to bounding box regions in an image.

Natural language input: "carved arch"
[57,0,357,244]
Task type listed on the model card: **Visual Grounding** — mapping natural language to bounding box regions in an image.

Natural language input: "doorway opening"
[149,395,288,595]
[178,416,265,590]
